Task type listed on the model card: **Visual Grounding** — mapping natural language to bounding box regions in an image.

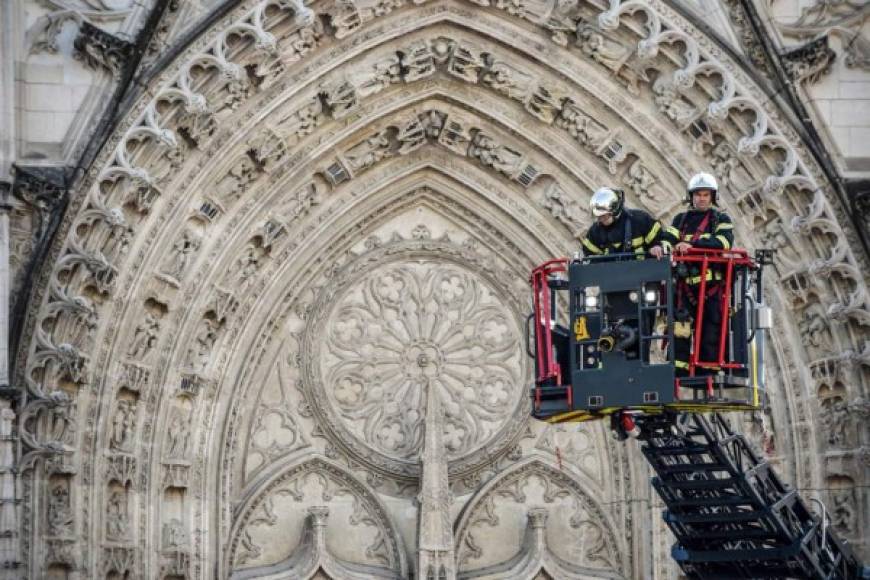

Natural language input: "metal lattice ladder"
[639,412,866,580]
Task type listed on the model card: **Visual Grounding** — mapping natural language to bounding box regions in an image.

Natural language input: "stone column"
[416,378,456,580]
[0,0,16,180]
[0,199,9,386]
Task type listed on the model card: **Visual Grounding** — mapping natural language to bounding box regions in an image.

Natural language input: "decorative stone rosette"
[302,244,529,479]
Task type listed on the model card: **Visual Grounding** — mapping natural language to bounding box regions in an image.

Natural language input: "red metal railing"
[672,248,755,380]
[530,258,568,411]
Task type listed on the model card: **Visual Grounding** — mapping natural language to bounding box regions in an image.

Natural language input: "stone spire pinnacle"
[416,378,456,580]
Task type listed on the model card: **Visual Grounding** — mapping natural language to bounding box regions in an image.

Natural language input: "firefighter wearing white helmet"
[580,187,664,260]
[662,172,735,376]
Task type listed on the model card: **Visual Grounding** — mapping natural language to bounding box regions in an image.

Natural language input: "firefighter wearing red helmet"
[663,172,735,376]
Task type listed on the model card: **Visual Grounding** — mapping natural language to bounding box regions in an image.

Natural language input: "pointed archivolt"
[229,178,542,496]
[14,0,868,576]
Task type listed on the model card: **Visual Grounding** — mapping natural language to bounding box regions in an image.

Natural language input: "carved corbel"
[73,21,135,76]
[781,34,836,84]
[11,165,71,250]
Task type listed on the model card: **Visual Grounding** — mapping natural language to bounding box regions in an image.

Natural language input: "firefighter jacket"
[663,209,734,251]
[580,209,663,257]
[663,209,735,285]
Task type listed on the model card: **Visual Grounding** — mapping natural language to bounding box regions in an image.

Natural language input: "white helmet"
[590,187,624,217]
[687,172,718,204]
[688,172,718,193]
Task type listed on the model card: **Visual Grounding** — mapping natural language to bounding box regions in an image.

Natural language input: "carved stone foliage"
[455,460,624,577]
[229,458,407,577]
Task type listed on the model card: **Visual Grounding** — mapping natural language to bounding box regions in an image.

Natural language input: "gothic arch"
[14,0,868,576]
[226,454,409,578]
[454,457,628,578]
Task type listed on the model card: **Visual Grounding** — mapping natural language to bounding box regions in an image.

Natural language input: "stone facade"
[1,0,868,578]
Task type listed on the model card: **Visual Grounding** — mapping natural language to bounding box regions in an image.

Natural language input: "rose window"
[319,260,523,461]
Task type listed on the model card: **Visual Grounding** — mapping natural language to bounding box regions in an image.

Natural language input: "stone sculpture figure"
[469,133,522,175]
[166,410,191,459]
[110,399,136,452]
[165,230,200,281]
[163,518,187,550]
[127,313,160,359]
[345,130,394,173]
[106,490,129,539]
[47,484,73,536]
[187,318,220,372]
[576,24,646,95]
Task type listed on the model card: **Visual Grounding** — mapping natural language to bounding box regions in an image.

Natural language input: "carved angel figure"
[345,130,393,172]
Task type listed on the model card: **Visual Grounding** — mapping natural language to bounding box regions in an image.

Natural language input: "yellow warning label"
[574,316,590,341]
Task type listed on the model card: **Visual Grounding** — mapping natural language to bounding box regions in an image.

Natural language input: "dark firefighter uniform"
[580,209,663,257]
[662,209,735,375]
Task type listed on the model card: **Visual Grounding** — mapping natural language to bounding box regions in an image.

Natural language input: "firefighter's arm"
[661,216,681,253]
[642,216,663,247]
[694,214,734,250]
[580,228,605,256]
[640,215,664,258]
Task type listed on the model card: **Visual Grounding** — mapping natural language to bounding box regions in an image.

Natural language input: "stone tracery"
[317,259,523,461]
